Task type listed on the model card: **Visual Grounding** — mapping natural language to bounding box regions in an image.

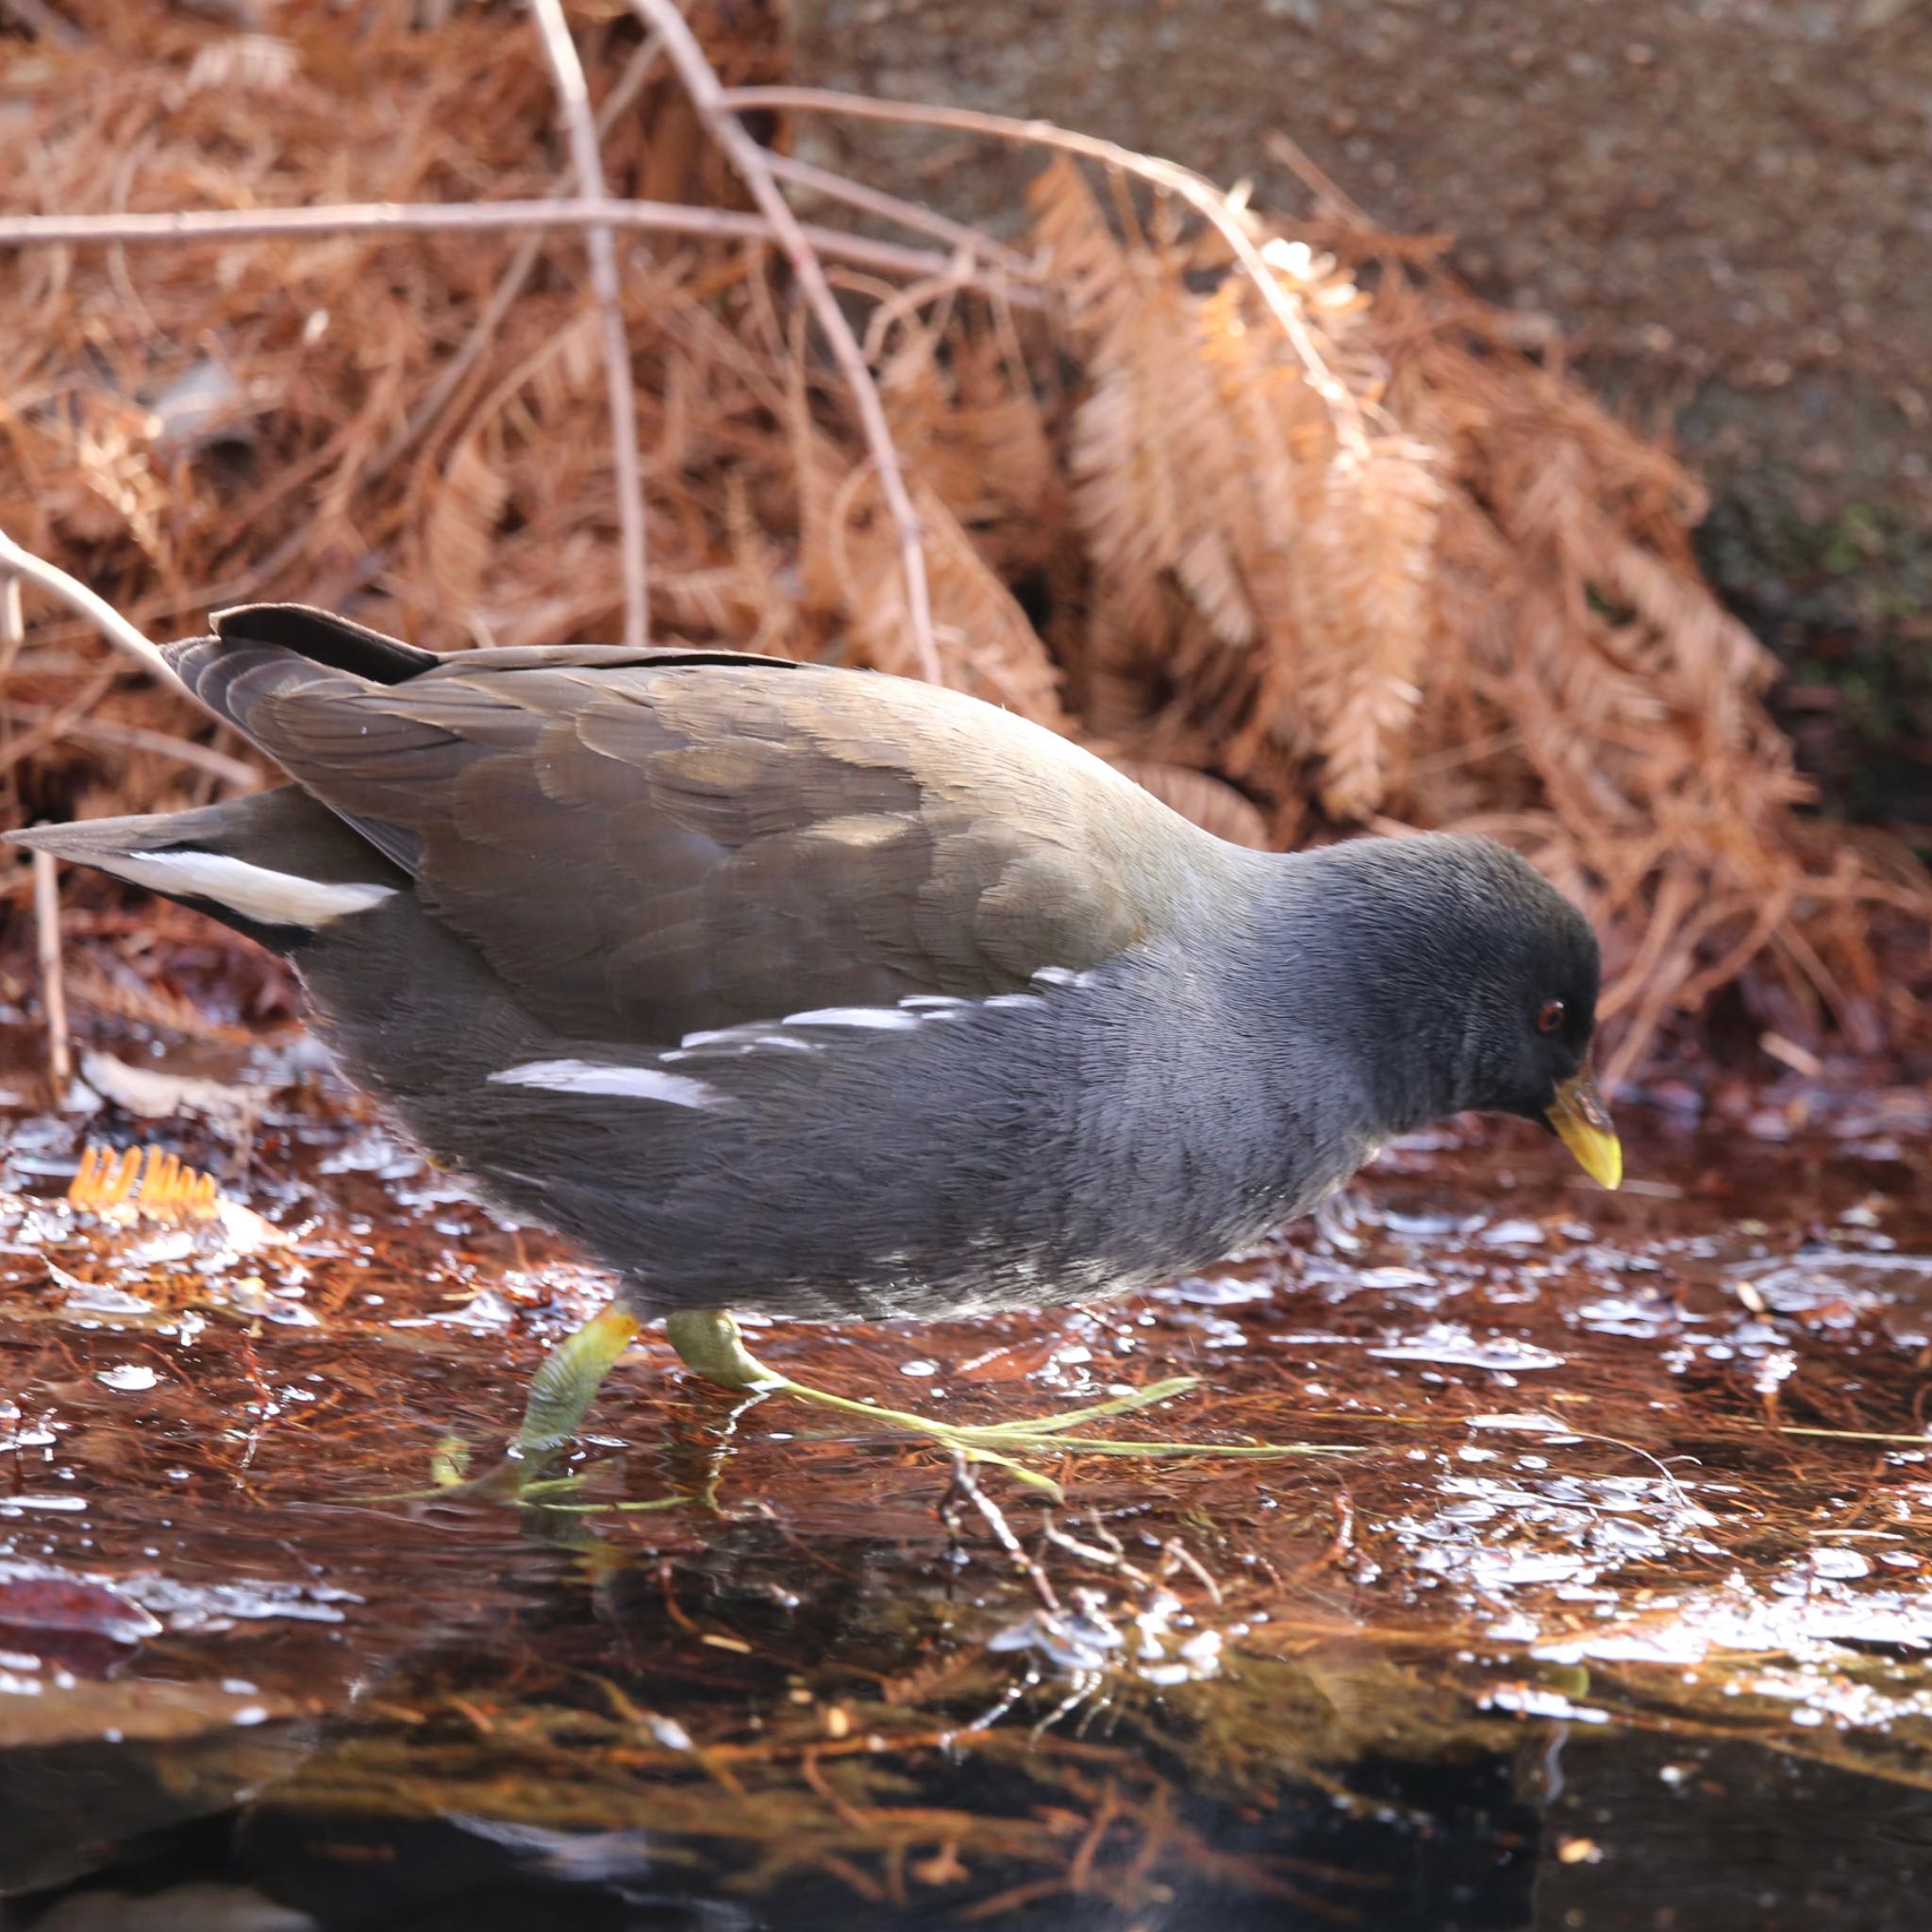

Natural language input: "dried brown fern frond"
[67,1141,288,1251]
[1031,159,1460,826]
[69,1142,220,1223]
[1037,160,1270,654]
[2,1,1925,1076]
[424,428,510,631]
[839,469,1068,723]
[1292,438,1442,819]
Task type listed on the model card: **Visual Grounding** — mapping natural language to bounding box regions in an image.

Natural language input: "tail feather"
[202,603,436,682]
[15,607,440,946]
[6,787,406,947]
[159,604,440,750]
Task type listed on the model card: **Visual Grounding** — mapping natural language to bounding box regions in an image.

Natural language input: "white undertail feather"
[95,851,395,928]
[489,1058,727,1110]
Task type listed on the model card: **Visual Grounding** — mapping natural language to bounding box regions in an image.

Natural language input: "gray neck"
[1217,842,1485,1141]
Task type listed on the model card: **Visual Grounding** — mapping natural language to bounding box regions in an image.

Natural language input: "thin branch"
[528,0,649,645]
[628,0,940,683]
[0,525,192,699]
[0,197,994,286]
[761,150,1039,279]
[373,25,671,481]
[717,84,1368,449]
[1261,128,1379,231]
[0,705,260,790]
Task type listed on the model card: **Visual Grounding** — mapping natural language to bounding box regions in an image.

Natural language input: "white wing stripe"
[781,1007,922,1030]
[489,1059,726,1109]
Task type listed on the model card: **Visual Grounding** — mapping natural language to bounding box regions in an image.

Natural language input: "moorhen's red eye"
[1537,999,1566,1035]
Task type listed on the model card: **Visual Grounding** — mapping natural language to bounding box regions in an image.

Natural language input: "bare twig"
[528,0,649,645]
[761,149,1039,279]
[373,25,671,481]
[32,851,71,1098]
[0,705,259,790]
[0,526,191,699]
[1262,128,1379,231]
[0,198,987,285]
[629,0,941,683]
[716,84,1368,449]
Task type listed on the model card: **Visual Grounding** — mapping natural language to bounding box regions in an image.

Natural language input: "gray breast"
[300,902,1370,1323]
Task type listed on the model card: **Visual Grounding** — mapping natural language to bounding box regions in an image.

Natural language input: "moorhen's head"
[1301,833,1621,1187]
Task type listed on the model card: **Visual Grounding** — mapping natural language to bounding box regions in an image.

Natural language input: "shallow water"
[0,993,1928,1930]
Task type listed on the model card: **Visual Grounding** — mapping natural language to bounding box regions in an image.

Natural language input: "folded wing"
[167,605,1188,1046]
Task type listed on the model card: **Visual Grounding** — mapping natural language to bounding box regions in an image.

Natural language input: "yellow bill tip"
[1547,1069,1622,1191]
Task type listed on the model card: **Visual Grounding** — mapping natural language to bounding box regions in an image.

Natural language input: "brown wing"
[168,608,1195,1045]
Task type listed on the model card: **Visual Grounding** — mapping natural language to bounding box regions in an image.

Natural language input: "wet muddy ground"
[0,947,1928,1930]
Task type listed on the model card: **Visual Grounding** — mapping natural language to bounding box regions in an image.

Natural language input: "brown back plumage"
[163,606,1201,1047]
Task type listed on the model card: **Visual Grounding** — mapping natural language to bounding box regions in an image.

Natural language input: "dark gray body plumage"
[9,606,1599,1324]
[300,857,1377,1321]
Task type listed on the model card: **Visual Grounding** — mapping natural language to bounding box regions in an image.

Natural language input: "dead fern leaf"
[175,34,301,104]
[68,1142,288,1251]
[70,1143,217,1223]
[425,429,510,626]
[1293,438,1442,819]
[842,475,1067,724]
[1037,164,1245,641]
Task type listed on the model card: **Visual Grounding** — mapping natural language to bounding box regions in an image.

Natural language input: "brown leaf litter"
[0,0,1925,1085]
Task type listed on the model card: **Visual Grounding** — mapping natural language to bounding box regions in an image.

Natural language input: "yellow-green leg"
[477,1303,1344,1505]
[410,1304,649,1505]
[515,1303,643,1458]
[663,1308,1335,1497]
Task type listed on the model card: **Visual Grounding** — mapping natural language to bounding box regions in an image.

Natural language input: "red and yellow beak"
[1547,1061,1622,1191]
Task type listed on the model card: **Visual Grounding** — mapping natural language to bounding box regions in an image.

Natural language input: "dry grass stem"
[528,0,649,645]
[760,149,1039,279]
[0,200,974,284]
[632,0,941,682]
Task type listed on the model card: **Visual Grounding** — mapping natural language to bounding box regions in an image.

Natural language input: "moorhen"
[10,605,1620,1488]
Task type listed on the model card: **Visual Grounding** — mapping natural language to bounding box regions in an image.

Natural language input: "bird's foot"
[665,1309,1352,1499]
[513,1303,645,1459]
[385,1305,658,1507]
